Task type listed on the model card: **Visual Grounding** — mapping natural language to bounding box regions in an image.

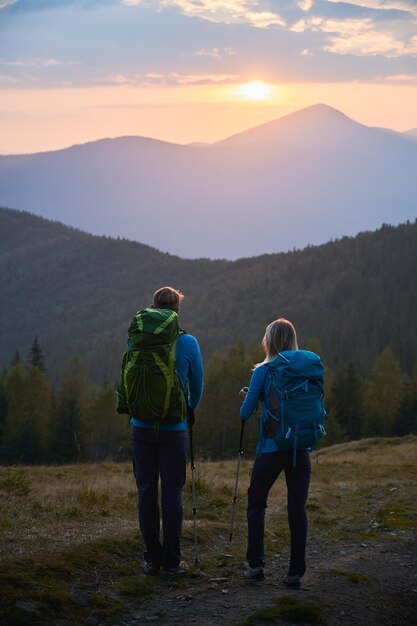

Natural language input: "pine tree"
[329,362,364,440]
[322,411,347,446]
[52,398,83,463]
[0,363,52,464]
[393,369,417,436]
[85,382,130,462]
[363,347,403,437]
[306,337,322,355]
[194,350,227,458]
[0,372,8,447]
[195,340,260,459]
[50,357,88,463]
[22,366,53,462]
[318,363,347,445]
[27,337,46,373]
[0,362,26,463]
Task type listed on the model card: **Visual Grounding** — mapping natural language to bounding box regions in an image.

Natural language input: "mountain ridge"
[0,104,416,259]
[1,103,415,157]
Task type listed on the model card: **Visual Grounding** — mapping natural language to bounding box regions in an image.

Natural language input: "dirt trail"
[105,533,417,626]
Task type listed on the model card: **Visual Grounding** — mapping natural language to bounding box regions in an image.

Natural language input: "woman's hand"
[238,386,249,400]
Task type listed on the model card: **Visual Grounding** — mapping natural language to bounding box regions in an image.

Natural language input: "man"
[117,286,204,577]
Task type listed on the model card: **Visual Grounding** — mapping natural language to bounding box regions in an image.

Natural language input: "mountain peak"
[217,103,373,150]
[289,102,351,120]
[291,102,343,114]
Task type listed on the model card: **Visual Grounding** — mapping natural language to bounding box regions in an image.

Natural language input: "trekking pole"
[229,418,245,544]
[188,407,199,564]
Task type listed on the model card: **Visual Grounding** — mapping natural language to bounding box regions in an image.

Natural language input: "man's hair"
[152,286,184,312]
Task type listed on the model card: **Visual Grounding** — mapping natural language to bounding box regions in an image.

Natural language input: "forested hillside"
[1,207,417,381]
[1,207,417,463]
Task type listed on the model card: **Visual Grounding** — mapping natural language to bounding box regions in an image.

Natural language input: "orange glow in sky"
[237,82,273,101]
[1,80,416,155]
[1,0,417,154]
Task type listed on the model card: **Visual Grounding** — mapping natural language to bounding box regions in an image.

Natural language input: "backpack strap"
[293,425,299,468]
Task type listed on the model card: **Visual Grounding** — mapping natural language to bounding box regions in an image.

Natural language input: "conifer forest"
[1,208,416,465]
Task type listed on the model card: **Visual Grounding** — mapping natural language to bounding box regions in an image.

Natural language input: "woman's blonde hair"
[256,318,298,367]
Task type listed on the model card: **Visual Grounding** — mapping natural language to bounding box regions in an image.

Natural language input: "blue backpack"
[265,350,326,466]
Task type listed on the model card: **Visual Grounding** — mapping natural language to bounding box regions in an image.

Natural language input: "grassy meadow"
[1,435,416,624]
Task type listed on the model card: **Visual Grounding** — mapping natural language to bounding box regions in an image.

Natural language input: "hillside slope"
[1,207,417,383]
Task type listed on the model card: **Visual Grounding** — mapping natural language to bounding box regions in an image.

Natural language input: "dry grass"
[0,436,416,624]
[318,434,417,466]
[0,462,139,559]
[1,436,416,561]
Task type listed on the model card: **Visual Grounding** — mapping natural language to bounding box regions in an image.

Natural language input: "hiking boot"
[282,574,301,589]
[161,560,189,578]
[243,565,264,582]
[142,562,160,576]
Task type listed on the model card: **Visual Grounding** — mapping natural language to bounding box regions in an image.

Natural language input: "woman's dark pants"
[247,449,311,576]
[131,427,187,570]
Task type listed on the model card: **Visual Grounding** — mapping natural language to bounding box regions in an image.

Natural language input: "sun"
[238,81,272,101]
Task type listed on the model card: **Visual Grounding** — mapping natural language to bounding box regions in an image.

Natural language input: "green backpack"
[116,308,186,423]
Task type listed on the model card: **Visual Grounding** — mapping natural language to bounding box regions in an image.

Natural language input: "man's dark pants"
[247,449,311,576]
[131,427,187,570]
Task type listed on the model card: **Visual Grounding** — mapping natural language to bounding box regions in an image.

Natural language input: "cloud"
[291,15,417,56]
[0,58,80,67]
[382,71,417,81]
[193,48,222,59]
[0,72,41,83]
[244,10,286,27]
[166,71,240,85]
[101,71,240,85]
[191,47,236,58]
[2,0,416,89]
[327,0,417,14]
[322,19,417,56]
[3,0,287,27]
[101,74,139,84]
[139,1,287,28]
[291,15,328,32]
[326,31,417,56]
[0,73,21,82]
[1,0,116,12]
[298,0,313,10]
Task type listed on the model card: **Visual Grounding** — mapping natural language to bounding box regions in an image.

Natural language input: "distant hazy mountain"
[0,104,416,259]
[218,103,413,153]
[405,128,417,140]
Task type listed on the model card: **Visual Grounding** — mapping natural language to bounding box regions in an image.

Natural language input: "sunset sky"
[1,0,417,154]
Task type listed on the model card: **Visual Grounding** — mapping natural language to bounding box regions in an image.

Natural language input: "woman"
[239,318,317,588]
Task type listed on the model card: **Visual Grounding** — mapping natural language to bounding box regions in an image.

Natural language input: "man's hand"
[187,405,195,426]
